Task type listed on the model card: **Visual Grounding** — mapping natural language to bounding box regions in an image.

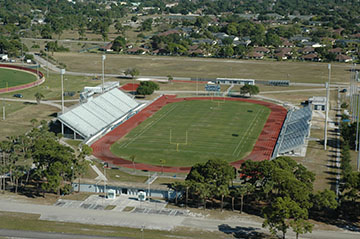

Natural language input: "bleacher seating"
[58,88,139,139]
[272,106,312,157]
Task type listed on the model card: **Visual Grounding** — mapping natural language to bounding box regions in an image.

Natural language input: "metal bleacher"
[272,106,312,158]
[58,88,139,139]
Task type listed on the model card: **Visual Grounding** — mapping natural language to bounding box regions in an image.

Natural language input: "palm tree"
[34,92,44,104]
[237,183,255,214]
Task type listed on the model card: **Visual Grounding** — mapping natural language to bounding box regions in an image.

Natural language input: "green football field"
[0,67,37,89]
[110,100,271,167]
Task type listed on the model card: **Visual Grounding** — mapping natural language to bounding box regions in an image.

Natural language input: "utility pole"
[103,162,108,198]
[47,50,49,79]
[324,64,331,150]
[2,101,5,120]
[60,69,65,135]
[356,93,359,152]
[102,55,106,93]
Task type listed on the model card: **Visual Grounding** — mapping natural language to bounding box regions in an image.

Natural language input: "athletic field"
[0,67,37,89]
[110,100,270,167]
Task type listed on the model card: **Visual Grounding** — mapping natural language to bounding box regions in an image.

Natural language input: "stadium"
[0,64,45,93]
[58,82,312,173]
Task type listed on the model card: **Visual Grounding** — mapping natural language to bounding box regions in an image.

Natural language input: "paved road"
[0,97,62,109]
[22,37,110,45]
[0,197,359,239]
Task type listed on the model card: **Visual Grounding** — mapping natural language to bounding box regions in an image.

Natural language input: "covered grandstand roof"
[58,88,139,138]
[272,106,312,157]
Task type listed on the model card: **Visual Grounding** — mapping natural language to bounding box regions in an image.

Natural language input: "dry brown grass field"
[0,102,56,141]
[53,52,355,84]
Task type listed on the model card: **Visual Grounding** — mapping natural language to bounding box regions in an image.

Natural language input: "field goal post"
[169,129,188,152]
[211,92,226,107]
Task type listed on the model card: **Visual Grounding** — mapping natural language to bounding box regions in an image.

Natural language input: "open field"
[0,67,37,89]
[53,52,355,84]
[0,102,56,141]
[110,100,270,167]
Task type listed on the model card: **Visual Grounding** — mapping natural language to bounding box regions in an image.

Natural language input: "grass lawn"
[110,100,270,167]
[0,67,37,89]
[0,102,56,141]
[0,211,231,239]
[53,52,354,84]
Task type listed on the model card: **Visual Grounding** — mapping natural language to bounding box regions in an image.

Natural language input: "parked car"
[13,94,23,98]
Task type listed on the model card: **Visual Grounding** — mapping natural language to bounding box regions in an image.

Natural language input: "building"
[0,54,8,61]
[308,96,326,111]
[58,88,145,144]
[213,78,255,85]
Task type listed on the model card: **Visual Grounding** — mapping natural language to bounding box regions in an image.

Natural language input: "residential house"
[298,46,315,54]
[279,39,295,48]
[274,52,289,60]
[274,48,293,60]
[302,42,325,48]
[192,39,217,45]
[336,54,352,63]
[127,47,149,55]
[99,42,113,52]
[253,47,270,54]
[212,32,229,40]
[328,48,342,55]
[290,36,311,43]
[299,53,321,61]
[158,29,181,37]
[245,52,264,60]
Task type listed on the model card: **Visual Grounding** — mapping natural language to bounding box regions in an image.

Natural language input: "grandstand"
[272,106,312,158]
[58,88,144,144]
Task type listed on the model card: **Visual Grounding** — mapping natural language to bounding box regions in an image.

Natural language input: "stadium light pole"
[2,101,5,121]
[355,93,359,152]
[102,55,106,93]
[324,64,331,150]
[103,162,108,198]
[60,69,65,135]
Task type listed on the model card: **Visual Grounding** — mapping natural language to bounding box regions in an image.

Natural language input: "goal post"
[169,129,188,151]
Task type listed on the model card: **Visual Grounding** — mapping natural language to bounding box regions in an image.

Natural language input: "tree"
[131,16,138,22]
[240,84,259,97]
[140,18,153,31]
[31,133,76,196]
[114,21,125,34]
[289,219,313,239]
[186,159,236,207]
[111,36,126,52]
[136,81,159,97]
[34,92,44,104]
[263,196,310,239]
[311,189,338,211]
[235,183,255,213]
[136,85,154,97]
[124,68,140,78]
[167,75,173,84]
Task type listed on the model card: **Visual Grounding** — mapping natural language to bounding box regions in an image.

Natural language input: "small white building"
[308,96,326,111]
[0,54,8,61]
[107,189,116,199]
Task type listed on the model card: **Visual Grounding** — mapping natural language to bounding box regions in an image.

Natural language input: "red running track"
[91,95,287,173]
[120,83,139,91]
[0,64,45,93]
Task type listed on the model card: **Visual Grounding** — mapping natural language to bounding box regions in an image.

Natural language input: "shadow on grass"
[218,224,268,239]
[23,102,37,105]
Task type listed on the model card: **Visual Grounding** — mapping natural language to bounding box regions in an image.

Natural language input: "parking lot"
[54,194,189,217]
